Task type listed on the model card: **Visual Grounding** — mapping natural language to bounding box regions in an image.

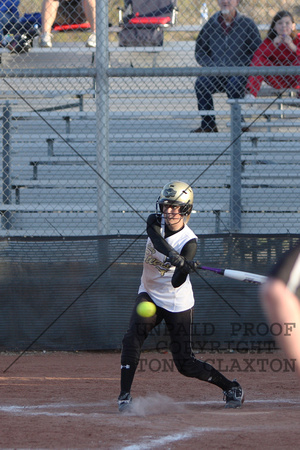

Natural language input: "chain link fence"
[0,0,299,236]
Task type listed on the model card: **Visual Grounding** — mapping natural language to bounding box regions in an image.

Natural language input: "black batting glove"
[185,260,201,273]
[189,260,201,271]
[168,251,200,274]
[168,250,185,269]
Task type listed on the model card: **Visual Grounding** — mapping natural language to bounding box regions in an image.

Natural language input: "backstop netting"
[1,234,299,351]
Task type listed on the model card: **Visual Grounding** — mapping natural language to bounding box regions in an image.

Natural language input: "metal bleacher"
[2,103,300,236]
[1,40,300,236]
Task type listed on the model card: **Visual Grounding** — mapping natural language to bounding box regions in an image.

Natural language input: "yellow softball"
[136,301,156,318]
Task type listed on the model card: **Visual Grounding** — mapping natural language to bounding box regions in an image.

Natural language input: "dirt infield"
[0,350,299,449]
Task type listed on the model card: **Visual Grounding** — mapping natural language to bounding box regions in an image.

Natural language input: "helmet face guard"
[156,181,193,218]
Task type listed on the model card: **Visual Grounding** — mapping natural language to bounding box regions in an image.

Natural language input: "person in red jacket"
[245,10,300,99]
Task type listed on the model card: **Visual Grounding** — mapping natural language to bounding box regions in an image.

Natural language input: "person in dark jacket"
[192,0,261,133]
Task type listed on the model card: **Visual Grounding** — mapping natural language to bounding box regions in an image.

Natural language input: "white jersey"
[138,224,198,312]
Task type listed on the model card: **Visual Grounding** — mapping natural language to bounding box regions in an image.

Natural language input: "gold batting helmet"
[156,181,194,217]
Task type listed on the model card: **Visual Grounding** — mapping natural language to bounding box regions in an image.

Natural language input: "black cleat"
[223,380,244,409]
[118,392,132,413]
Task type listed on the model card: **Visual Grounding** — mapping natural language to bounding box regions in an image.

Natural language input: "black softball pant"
[121,292,215,381]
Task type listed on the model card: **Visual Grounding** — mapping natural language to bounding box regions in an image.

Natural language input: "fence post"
[2,101,12,230]
[96,0,110,234]
[230,100,242,232]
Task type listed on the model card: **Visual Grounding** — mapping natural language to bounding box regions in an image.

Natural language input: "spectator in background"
[261,243,300,379]
[245,11,300,99]
[192,0,261,133]
[40,0,96,48]
[0,0,19,43]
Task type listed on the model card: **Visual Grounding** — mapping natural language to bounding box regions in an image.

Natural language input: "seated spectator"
[245,10,300,99]
[192,0,261,133]
[0,0,20,43]
[40,0,96,48]
[261,243,300,379]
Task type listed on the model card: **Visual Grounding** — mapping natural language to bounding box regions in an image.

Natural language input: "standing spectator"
[245,11,300,99]
[40,0,96,48]
[192,0,261,133]
[0,0,19,43]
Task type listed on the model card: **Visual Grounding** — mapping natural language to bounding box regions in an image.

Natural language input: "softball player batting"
[118,181,244,412]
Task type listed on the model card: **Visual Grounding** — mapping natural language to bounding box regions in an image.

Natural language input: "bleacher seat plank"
[2,69,300,236]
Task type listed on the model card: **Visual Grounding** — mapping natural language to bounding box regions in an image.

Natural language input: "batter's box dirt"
[0,350,299,449]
